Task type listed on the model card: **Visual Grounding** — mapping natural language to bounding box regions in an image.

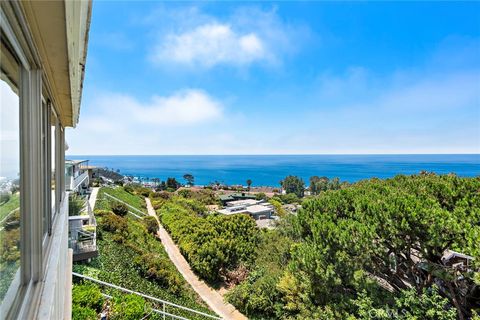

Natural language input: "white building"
[0,1,91,319]
[218,199,274,220]
[65,160,90,194]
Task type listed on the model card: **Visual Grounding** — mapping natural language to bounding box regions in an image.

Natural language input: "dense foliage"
[74,187,215,319]
[72,283,152,320]
[155,194,260,283]
[280,175,305,198]
[227,174,480,319]
[111,202,128,216]
[175,188,217,205]
[309,176,347,195]
[69,194,87,216]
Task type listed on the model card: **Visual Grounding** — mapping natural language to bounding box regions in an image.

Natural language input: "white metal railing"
[72,272,221,320]
[71,171,88,191]
[69,196,97,255]
[102,192,147,216]
[69,225,97,255]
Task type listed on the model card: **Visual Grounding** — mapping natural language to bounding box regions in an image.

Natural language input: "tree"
[166,177,181,191]
[309,176,329,195]
[280,175,305,198]
[228,174,479,320]
[183,173,195,187]
[309,176,344,195]
[246,179,252,191]
[289,174,480,319]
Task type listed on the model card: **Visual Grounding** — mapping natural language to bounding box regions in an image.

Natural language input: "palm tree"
[246,179,252,191]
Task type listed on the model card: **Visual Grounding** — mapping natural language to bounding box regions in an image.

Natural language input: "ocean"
[66,154,480,187]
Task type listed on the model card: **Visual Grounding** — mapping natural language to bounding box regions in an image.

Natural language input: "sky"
[66,1,480,155]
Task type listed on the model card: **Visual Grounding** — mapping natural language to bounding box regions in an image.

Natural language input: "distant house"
[218,199,274,220]
[68,202,98,262]
[218,192,256,205]
[442,250,474,271]
[66,159,98,262]
[65,159,90,194]
[226,199,259,207]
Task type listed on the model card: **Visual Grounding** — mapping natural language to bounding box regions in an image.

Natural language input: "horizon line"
[65,153,480,157]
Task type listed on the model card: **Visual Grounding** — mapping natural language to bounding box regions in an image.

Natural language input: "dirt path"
[145,198,248,320]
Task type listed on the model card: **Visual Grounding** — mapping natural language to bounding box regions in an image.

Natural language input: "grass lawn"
[95,187,147,213]
[0,193,19,222]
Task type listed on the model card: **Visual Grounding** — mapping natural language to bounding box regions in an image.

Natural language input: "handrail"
[72,272,221,320]
[102,192,147,216]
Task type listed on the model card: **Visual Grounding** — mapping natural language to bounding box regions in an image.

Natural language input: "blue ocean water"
[66,154,480,187]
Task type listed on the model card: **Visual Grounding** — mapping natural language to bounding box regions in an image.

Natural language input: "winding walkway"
[145,198,247,320]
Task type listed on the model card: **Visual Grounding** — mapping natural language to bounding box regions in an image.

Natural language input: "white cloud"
[149,6,306,68]
[154,23,267,67]
[92,89,223,126]
[66,89,226,155]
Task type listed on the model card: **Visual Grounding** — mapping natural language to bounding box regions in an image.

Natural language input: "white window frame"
[1,3,69,319]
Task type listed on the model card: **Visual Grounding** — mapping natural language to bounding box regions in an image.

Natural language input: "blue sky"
[67,1,480,155]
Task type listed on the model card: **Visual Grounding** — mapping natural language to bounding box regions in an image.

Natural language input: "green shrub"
[111,294,148,320]
[151,199,165,210]
[178,189,193,198]
[159,198,259,282]
[135,187,152,198]
[111,202,128,216]
[72,283,104,311]
[255,192,268,201]
[94,209,112,217]
[100,213,128,235]
[142,216,158,235]
[152,191,172,200]
[69,194,86,216]
[72,305,97,320]
[134,253,183,294]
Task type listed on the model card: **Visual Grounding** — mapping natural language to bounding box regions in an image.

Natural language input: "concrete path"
[145,198,248,320]
[88,187,100,210]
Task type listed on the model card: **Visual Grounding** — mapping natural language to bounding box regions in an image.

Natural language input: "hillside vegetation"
[73,186,215,319]
[225,174,480,319]
[153,194,259,284]
[95,186,147,213]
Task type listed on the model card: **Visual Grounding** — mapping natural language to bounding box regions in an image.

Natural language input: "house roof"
[20,0,92,127]
[227,199,259,206]
[217,208,248,215]
[65,159,89,166]
[219,195,234,201]
[442,250,474,263]
[246,205,273,214]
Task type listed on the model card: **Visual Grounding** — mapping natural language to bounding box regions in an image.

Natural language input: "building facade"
[65,160,90,194]
[0,1,91,319]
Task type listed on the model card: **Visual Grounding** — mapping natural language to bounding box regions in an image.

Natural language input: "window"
[42,101,49,238]
[51,110,57,219]
[0,39,21,309]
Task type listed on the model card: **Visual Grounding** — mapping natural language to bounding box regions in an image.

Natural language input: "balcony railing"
[69,197,98,261]
[68,171,89,191]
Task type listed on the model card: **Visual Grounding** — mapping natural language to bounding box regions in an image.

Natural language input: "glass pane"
[0,61,20,303]
[42,102,48,236]
[51,111,56,217]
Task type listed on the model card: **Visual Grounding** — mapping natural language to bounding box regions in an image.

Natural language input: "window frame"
[0,3,68,318]
[0,36,22,318]
[50,106,58,226]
